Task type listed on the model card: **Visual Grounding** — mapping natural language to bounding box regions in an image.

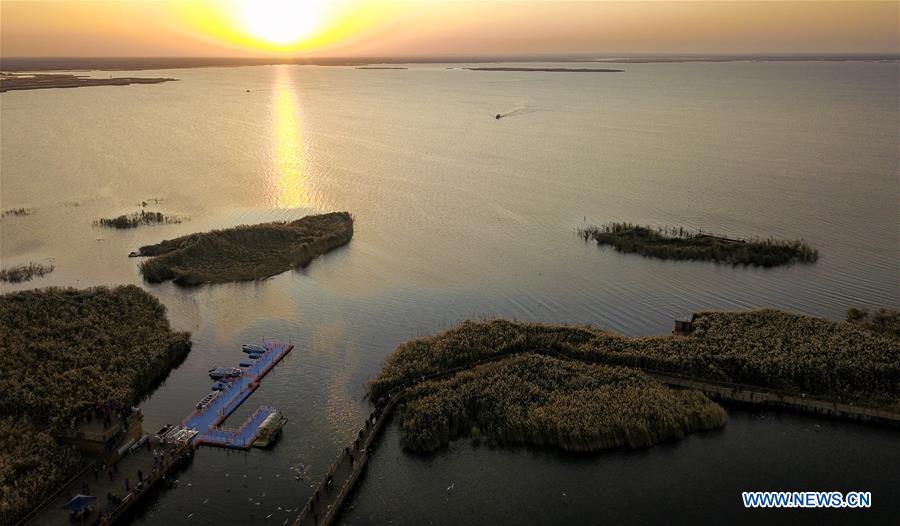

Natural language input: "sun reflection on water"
[270,68,309,209]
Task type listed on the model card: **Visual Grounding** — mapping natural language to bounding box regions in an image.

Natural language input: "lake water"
[1,61,898,525]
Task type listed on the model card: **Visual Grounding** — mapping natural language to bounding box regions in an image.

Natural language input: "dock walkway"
[294,393,403,526]
[184,342,293,449]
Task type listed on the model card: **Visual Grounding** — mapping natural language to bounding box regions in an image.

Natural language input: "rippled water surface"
[1,62,898,525]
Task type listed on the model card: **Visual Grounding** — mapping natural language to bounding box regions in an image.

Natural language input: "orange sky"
[1,1,897,58]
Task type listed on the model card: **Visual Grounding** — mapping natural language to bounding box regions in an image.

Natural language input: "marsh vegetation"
[0,207,36,218]
[0,285,191,523]
[0,72,176,92]
[135,211,354,285]
[371,310,900,409]
[400,353,726,453]
[0,417,80,526]
[846,307,900,338]
[578,223,818,267]
[0,262,54,283]
[95,209,182,229]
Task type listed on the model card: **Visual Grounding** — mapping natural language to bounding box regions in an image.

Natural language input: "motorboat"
[208,367,242,379]
[242,344,266,354]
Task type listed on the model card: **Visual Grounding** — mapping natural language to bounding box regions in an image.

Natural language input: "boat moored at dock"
[208,366,242,379]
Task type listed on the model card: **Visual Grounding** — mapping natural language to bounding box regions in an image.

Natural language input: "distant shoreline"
[0,54,896,72]
[466,67,623,73]
[0,72,176,92]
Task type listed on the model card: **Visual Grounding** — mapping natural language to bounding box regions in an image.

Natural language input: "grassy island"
[0,285,190,524]
[0,73,177,92]
[95,209,182,229]
[578,223,818,267]
[0,262,54,283]
[372,310,899,409]
[135,211,353,286]
[401,353,725,453]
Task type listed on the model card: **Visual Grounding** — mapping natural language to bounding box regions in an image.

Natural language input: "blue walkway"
[182,342,293,448]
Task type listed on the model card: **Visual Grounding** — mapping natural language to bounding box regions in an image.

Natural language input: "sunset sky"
[1,1,897,58]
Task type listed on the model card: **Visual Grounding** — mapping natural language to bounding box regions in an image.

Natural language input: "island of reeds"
[0,285,191,525]
[370,309,899,453]
[400,353,725,452]
[95,209,182,229]
[0,73,177,92]
[0,207,36,218]
[578,223,818,267]
[134,211,353,286]
[0,262,54,283]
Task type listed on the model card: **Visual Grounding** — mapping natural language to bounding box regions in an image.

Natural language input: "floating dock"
[184,341,293,449]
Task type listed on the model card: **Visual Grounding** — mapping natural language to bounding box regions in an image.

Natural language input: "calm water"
[1,62,898,525]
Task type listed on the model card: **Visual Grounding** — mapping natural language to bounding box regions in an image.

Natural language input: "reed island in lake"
[0,261,54,283]
[579,222,818,267]
[95,210,182,229]
[369,309,899,454]
[0,285,191,525]
[0,73,177,92]
[133,211,353,286]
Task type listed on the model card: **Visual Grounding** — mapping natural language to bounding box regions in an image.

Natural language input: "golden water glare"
[270,67,309,209]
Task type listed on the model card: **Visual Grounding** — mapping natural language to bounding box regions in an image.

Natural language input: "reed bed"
[0,207,36,218]
[136,211,353,285]
[0,262,54,283]
[578,223,818,267]
[371,310,899,408]
[0,285,191,524]
[95,209,182,229]
[0,285,191,426]
[846,307,899,338]
[400,353,726,453]
[0,417,80,525]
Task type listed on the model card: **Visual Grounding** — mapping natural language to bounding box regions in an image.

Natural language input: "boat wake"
[494,99,536,120]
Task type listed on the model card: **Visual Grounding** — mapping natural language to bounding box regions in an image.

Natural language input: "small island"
[0,286,191,525]
[0,73,177,92]
[465,67,624,73]
[0,207,36,218]
[134,211,353,286]
[579,222,818,267]
[0,262,54,283]
[356,66,409,70]
[95,210,182,229]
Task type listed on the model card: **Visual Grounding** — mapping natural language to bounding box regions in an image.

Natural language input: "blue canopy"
[63,494,96,512]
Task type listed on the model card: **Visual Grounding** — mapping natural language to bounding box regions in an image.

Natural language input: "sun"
[241,0,324,46]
